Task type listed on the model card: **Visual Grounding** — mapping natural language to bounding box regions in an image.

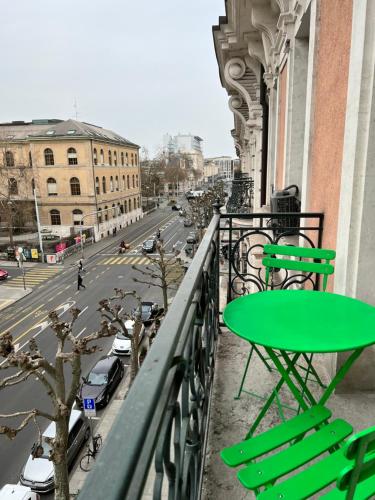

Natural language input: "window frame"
[44,148,54,166]
[70,177,81,196]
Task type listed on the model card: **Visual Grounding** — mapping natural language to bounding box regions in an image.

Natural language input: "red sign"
[55,242,67,253]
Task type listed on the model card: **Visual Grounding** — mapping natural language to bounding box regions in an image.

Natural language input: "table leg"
[279,351,317,408]
[246,351,302,438]
[319,348,364,406]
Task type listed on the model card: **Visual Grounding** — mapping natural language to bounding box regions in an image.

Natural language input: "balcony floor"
[201,327,375,499]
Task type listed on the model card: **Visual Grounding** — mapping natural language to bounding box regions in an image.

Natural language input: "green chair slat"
[264,244,336,261]
[238,419,353,490]
[257,446,349,500]
[321,473,375,499]
[221,406,331,467]
[262,257,334,276]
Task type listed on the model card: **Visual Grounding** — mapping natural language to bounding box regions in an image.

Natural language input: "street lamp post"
[33,189,44,263]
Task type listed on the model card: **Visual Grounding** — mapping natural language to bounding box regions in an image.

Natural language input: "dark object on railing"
[227,177,254,213]
[270,185,301,235]
[78,214,220,500]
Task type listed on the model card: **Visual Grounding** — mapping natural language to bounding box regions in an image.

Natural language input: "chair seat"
[238,419,353,489]
[221,405,332,467]
[257,447,350,499]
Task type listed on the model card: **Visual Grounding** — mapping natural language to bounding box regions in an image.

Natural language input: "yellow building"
[0,119,142,240]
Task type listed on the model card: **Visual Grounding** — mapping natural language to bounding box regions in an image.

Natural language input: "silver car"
[20,410,90,493]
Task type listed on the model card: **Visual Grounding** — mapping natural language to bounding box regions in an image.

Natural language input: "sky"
[0,0,235,158]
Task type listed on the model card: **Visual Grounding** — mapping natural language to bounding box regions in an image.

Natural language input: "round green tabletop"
[223,290,375,353]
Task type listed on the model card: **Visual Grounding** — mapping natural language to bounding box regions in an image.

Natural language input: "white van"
[0,484,39,500]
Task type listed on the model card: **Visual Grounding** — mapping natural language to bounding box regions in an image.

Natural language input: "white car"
[0,484,39,500]
[111,320,145,356]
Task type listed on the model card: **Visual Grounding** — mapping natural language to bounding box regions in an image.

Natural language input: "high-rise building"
[163,133,204,170]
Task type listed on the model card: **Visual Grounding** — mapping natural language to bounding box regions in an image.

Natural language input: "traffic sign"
[83,398,96,417]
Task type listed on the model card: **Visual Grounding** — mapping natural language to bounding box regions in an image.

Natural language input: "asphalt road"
[0,203,192,493]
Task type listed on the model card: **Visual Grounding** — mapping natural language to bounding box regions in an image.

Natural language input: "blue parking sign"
[83,398,96,416]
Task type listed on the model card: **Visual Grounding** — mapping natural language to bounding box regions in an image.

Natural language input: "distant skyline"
[1,1,235,158]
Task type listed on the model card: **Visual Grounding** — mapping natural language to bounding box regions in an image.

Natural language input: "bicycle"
[79,433,102,472]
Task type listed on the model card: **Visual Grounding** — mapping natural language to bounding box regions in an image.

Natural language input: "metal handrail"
[79,214,220,500]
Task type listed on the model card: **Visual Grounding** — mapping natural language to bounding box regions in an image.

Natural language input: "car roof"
[91,355,117,374]
[43,409,83,438]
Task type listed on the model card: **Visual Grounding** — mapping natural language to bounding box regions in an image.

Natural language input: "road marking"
[79,306,88,316]
[64,285,71,290]
[89,279,93,284]
[76,327,87,339]
[0,303,44,335]
[0,299,13,310]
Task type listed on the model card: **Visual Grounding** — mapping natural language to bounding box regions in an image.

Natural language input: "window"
[70,177,81,196]
[108,150,112,165]
[98,207,102,224]
[50,209,61,225]
[110,176,114,192]
[114,151,117,166]
[127,175,130,189]
[100,149,104,165]
[137,197,140,208]
[67,147,78,165]
[122,175,125,190]
[104,205,108,221]
[28,151,32,167]
[93,148,98,165]
[129,199,132,211]
[119,203,124,214]
[5,151,14,167]
[67,129,76,135]
[47,177,57,196]
[125,152,128,165]
[73,209,83,226]
[134,197,137,210]
[95,176,100,195]
[46,130,55,136]
[124,200,128,213]
[132,175,135,188]
[112,203,116,217]
[102,176,106,193]
[8,178,18,195]
[131,153,134,166]
[135,153,138,165]
[44,148,54,166]
[115,176,119,191]
[136,174,139,187]
[121,152,124,166]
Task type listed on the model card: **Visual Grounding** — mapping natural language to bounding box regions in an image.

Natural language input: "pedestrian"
[77,271,86,290]
[78,259,83,271]
[156,228,161,239]
[113,227,117,237]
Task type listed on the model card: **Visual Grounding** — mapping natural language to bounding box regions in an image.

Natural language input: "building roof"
[0,119,139,148]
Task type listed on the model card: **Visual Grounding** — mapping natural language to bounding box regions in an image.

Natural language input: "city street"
[0,204,192,492]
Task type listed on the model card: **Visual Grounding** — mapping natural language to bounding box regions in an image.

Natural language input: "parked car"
[0,484,39,500]
[0,268,9,280]
[133,301,160,325]
[20,410,89,493]
[186,231,199,244]
[111,319,145,356]
[171,204,182,211]
[185,243,194,257]
[178,209,186,216]
[184,218,193,227]
[142,238,157,253]
[76,356,124,408]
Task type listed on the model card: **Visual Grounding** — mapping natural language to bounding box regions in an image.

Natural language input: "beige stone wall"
[307,0,353,257]
[275,62,287,190]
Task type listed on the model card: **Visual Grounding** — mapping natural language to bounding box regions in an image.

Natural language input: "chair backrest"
[336,426,375,499]
[263,244,336,291]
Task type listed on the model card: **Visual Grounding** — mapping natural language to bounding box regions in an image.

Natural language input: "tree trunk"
[7,205,14,247]
[53,416,70,500]
[161,280,168,312]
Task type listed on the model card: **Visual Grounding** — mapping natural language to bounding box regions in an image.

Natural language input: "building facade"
[0,119,141,241]
[213,0,375,389]
[204,155,238,180]
[163,133,204,170]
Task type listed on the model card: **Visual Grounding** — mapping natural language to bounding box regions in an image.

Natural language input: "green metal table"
[223,290,375,437]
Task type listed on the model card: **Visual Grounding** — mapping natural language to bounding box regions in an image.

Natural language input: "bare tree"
[0,137,35,246]
[132,242,184,312]
[0,290,142,500]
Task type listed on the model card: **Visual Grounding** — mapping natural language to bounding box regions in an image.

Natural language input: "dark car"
[171,204,182,211]
[142,238,157,253]
[0,269,9,280]
[186,231,199,244]
[184,218,193,227]
[76,356,124,408]
[133,301,160,325]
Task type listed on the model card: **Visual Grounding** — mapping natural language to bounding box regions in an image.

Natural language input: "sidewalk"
[69,366,131,497]
[0,286,32,311]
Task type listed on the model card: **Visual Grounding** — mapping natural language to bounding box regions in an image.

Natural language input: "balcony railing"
[78,209,324,500]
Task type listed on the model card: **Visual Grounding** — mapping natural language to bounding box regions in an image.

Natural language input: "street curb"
[0,286,33,311]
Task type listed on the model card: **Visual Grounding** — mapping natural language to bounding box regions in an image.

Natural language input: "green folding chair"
[236,244,336,405]
[221,405,375,499]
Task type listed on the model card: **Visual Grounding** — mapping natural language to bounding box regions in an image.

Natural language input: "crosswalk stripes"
[5,267,63,288]
[97,255,150,266]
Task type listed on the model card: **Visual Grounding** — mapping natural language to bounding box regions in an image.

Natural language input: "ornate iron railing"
[78,213,220,500]
[220,212,324,302]
[226,176,254,213]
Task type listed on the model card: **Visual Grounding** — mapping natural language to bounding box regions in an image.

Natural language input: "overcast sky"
[1,0,234,158]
